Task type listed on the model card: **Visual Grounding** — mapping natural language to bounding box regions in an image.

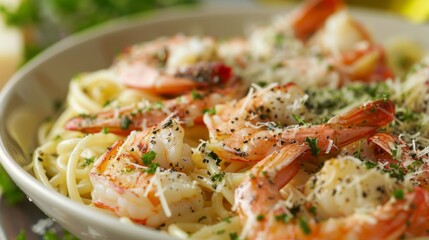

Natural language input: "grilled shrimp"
[204,83,395,162]
[65,77,244,135]
[90,118,203,227]
[114,34,233,95]
[235,143,429,240]
[367,132,429,191]
[292,0,393,82]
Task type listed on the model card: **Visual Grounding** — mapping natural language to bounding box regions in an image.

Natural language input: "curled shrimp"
[235,143,429,240]
[367,132,429,191]
[205,83,395,162]
[65,77,244,135]
[289,0,344,41]
[114,34,233,95]
[90,117,203,227]
[290,0,393,82]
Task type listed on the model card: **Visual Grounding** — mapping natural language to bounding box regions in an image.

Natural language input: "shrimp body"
[90,118,203,227]
[258,187,429,240]
[205,83,395,162]
[368,132,429,191]
[115,35,233,95]
[65,78,244,135]
[235,143,429,240]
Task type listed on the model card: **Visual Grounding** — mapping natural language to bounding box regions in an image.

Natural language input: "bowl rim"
[0,4,428,239]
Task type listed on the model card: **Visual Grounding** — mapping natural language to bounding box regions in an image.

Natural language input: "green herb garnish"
[102,127,109,134]
[0,166,25,205]
[393,189,404,200]
[192,90,204,100]
[203,107,216,115]
[16,229,26,240]
[274,213,292,223]
[81,157,95,167]
[207,151,222,165]
[153,101,164,109]
[211,172,224,183]
[142,151,159,174]
[229,232,239,240]
[305,137,320,157]
[257,81,267,87]
[309,206,317,216]
[299,218,311,235]
[364,161,377,169]
[256,214,264,221]
[142,151,156,165]
[292,114,307,126]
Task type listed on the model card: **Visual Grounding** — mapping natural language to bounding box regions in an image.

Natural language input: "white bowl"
[0,6,428,240]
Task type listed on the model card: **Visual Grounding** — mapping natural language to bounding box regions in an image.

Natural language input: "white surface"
[0,6,428,240]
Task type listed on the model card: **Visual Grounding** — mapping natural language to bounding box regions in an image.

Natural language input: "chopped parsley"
[384,163,406,181]
[192,90,204,100]
[407,159,423,172]
[309,206,317,216]
[203,107,216,115]
[299,218,311,235]
[142,151,156,165]
[145,162,159,174]
[396,108,418,122]
[101,127,109,134]
[274,33,284,47]
[305,137,320,157]
[153,101,164,109]
[390,142,399,160]
[80,157,95,167]
[142,151,159,174]
[120,116,132,130]
[364,161,377,169]
[274,213,292,223]
[292,114,307,126]
[16,230,26,240]
[353,142,362,160]
[257,81,267,87]
[211,172,225,183]
[229,232,239,240]
[393,189,404,200]
[256,214,264,221]
[207,151,222,166]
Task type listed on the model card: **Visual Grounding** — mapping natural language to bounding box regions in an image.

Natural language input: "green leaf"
[393,189,404,200]
[142,151,159,174]
[0,165,25,205]
[192,90,204,100]
[305,137,320,157]
[16,229,26,240]
[142,151,156,165]
[80,157,95,167]
[292,114,307,126]
[0,0,38,27]
[203,107,216,115]
[229,232,239,240]
[299,217,311,235]
[43,230,60,240]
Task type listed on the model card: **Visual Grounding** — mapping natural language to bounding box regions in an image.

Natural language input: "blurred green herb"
[16,229,79,240]
[0,165,25,205]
